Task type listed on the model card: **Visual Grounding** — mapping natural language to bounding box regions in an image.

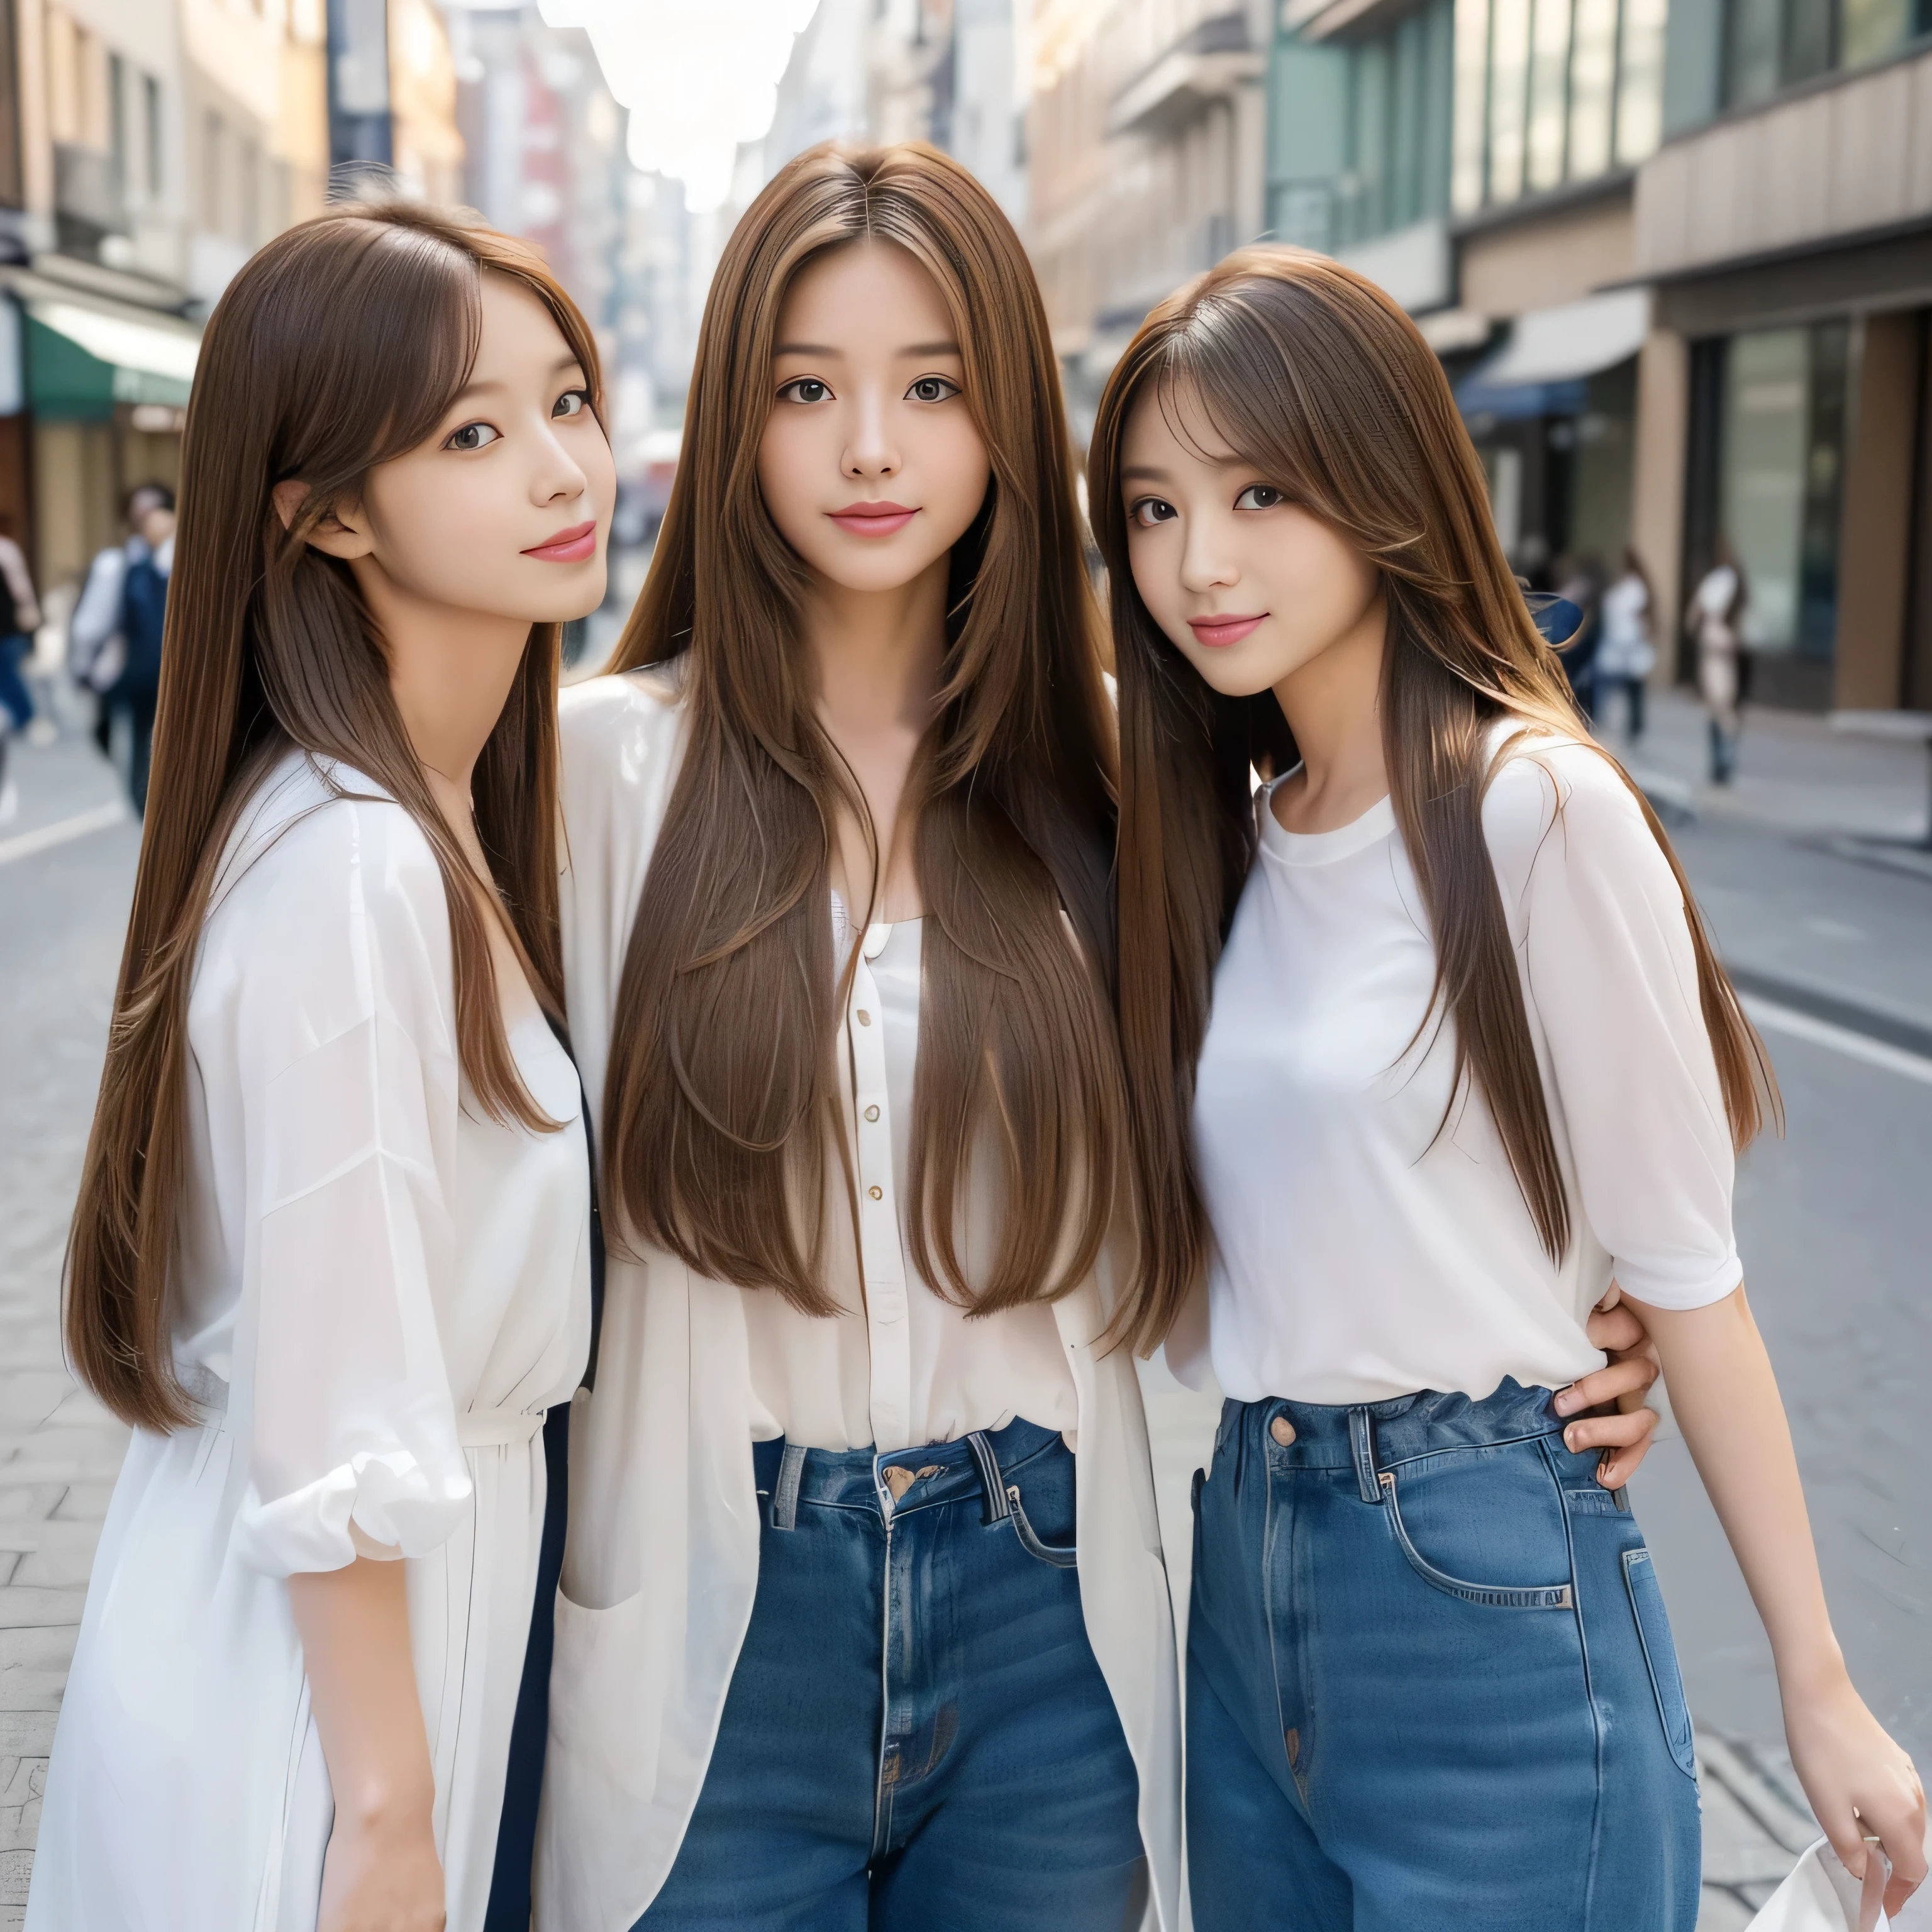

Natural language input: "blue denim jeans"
[636,1418,1146,1931]
[1187,1382,1701,1932]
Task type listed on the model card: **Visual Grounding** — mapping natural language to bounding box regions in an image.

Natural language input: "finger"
[1584,1302,1645,1352]
[1557,1357,1660,1416]
[1563,1408,1657,1452]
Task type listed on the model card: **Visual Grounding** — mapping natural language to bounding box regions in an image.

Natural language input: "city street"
[1,691,1928,1927]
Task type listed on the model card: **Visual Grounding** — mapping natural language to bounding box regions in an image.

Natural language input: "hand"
[316,1804,446,1932]
[1557,1286,1663,1489]
[1783,1665,1926,1919]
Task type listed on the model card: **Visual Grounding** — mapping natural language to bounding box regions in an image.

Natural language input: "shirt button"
[856,1010,872,1026]
[869,1185,883,1200]
[1270,1415,1297,1446]
[864,1104,880,1122]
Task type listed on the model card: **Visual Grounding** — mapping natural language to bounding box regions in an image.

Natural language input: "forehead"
[775,240,954,349]
[473,272,574,364]
[1121,375,1238,469]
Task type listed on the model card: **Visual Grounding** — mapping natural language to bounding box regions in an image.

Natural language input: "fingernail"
[1554,1391,1577,1415]
[1564,1425,1579,1448]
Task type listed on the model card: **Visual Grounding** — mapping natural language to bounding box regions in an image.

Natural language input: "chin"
[1179,644,1280,702]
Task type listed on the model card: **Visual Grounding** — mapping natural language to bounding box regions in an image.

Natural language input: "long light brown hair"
[601,142,1124,1316]
[67,203,602,1431]
[1091,247,1775,1353]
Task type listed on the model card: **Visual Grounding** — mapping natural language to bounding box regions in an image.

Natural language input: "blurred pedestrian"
[1596,545,1657,745]
[1553,553,1602,720]
[70,482,173,762]
[1687,537,1747,784]
[0,512,41,823]
[106,494,175,814]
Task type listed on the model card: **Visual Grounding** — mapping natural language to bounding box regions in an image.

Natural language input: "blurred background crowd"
[0,3,1929,1928]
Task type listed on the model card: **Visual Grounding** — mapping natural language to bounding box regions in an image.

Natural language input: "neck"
[1271,592,1390,823]
[802,554,948,739]
[355,564,532,807]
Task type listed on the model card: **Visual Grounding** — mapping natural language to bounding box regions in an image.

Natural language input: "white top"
[743,899,1078,1453]
[1191,730,1742,1407]
[1595,572,1654,680]
[30,752,591,1932]
[538,672,1179,1931]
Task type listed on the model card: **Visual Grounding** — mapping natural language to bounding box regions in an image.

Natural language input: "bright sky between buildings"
[538,0,821,212]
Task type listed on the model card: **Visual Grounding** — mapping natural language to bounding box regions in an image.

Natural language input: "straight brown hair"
[601,142,1125,1316]
[1091,247,1777,1353]
[67,203,602,1431]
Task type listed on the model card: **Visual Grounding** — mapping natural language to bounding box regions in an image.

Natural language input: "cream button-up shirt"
[536,670,1179,1932]
[741,903,1080,1454]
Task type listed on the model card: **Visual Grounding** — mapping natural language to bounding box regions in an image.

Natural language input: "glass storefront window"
[1568,0,1619,177]
[1528,0,1574,191]
[1717,323,1848,661]
[1488,0,1534,203]
[1613,0,1667,162]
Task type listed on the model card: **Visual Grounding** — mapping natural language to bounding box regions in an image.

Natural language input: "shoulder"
[1481,724,1665,901]
[557,667,690,843]
[213,753,447,954]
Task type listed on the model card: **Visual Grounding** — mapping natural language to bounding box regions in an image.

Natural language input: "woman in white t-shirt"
[1596,543,1656,744]
[1088,248,1924,1929]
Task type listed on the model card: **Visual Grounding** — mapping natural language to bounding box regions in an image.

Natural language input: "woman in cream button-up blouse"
[531,143,1180,1932]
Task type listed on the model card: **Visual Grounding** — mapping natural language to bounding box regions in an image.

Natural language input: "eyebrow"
[1119,464,1172,482]
[773,340,962,358]
[448,353,585,406]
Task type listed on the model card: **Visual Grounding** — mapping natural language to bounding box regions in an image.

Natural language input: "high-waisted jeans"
[1187,1381,1701,1932]
[636,1417,1146,1931]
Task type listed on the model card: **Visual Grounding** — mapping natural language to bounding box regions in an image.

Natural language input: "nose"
[842,382,900,482]
[1179,518,1238,596]
[531,411,592,505]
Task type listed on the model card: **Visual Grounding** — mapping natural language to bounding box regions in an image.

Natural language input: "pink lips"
[1187,613,1267,648]
[521,520,597,563]
[828,499,918,538]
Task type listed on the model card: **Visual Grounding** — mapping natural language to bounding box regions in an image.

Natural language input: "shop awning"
[1456,289,1649,421]
[23,295,199,418]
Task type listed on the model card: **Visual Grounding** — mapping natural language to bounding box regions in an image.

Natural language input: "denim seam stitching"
[1541,1434,1604,1929]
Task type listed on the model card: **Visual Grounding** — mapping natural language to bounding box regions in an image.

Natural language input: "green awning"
[25,297,198,419]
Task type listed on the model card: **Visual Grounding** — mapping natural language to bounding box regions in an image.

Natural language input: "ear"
[270,479,375,561]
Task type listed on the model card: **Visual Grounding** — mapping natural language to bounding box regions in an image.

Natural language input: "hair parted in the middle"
[600,141,1126,1316]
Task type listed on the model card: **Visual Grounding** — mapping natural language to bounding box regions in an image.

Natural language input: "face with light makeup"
[285,272,616,625]
[757,240,992,596]
[1118,380,1382,700]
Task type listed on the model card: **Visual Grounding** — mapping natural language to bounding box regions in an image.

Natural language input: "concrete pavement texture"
[3,690,1928,1927]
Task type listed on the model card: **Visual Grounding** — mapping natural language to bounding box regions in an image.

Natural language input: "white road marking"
[1743,995,1932,1089]
[0,799,128,868]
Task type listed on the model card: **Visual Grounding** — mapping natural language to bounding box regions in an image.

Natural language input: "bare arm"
[287,1558,447,1932]
[1626,1286,1926,1914]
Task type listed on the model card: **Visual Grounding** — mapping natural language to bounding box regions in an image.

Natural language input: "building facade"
[1636,10,1932,709]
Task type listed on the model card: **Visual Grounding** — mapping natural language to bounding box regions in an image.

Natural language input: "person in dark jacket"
[109,496,174,814]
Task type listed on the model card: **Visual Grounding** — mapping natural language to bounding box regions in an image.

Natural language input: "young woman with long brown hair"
[28,203,609,1931]
[530,142,1175,1930]
[1092,247,1924,1928]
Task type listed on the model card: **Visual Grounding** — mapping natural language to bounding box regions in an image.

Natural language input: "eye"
[1235,484,1285,511]
[1129,496,1178,528]
[445,421,499,452]
[906,375,960,404]
[778,377,832,404]
[553,389,589,419]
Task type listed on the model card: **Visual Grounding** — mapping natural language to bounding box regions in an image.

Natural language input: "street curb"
[1723,963,1932,1064]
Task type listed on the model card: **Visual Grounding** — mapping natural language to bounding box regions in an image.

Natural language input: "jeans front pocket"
[1622,1546,1698,1777]
[1378,1456,1575,1611]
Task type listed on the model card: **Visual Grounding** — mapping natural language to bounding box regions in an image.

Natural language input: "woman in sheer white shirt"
[1091,249,1924,1928]
[30,203,610,1931]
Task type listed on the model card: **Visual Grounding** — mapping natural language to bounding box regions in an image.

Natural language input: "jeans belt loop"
[965,1430,1011,1525]
[771,1442,807,1531]
[1348,1407,1384,1505]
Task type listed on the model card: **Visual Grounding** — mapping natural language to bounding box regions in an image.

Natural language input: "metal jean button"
[1270,1414,1297,1446]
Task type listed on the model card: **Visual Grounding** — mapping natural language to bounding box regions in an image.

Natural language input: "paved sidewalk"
[0,728,136,1930]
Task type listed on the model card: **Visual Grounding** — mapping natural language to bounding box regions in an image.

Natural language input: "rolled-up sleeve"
[227,799,472,1577]
[1490,746,1743,1311]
